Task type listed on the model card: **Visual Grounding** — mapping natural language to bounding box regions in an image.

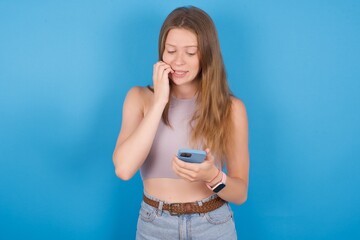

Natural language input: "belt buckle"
[168,203,181,216]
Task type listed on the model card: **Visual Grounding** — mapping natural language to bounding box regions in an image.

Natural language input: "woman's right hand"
[153,61,174,105]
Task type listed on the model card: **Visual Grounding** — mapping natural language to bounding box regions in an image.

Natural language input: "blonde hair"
[158,6,233,160]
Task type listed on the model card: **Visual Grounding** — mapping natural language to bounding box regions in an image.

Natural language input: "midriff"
[143,178,214,203]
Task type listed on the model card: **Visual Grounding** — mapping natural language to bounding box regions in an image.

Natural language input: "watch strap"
[206,171,227,192]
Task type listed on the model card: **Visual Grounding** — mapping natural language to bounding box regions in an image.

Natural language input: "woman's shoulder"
[229,96,247,121]
[230,96,246,111]
[124,85,154,110]
[126,85,153,99]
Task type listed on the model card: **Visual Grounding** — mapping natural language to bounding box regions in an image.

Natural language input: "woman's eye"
[187,52,196,56]
[167,51,176,54]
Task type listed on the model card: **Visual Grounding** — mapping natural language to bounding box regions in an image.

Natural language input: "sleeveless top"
[140,95,197,179]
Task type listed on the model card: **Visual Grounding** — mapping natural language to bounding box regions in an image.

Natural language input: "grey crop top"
[140,95,197,179]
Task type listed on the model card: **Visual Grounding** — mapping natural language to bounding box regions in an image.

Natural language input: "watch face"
[213,183,226,193]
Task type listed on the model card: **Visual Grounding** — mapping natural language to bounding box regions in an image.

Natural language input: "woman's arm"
[112,62,173,180]
[112,87,165,180]
[216,97,249,204]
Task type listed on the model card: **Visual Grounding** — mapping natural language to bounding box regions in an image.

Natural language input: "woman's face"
[162,28,200,86]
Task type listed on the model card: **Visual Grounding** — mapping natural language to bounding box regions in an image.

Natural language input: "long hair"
[158,6,233,160]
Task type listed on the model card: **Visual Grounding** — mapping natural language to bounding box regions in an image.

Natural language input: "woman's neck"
[171,81,199,99]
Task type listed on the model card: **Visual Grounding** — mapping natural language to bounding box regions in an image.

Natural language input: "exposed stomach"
[143,178,214,203]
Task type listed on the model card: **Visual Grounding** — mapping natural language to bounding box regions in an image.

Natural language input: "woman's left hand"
[172,148,219,182]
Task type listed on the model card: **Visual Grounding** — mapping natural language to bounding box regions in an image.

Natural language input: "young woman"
[113,6,249,240]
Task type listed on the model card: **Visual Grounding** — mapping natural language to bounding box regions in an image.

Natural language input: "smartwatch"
[207,172,227,193]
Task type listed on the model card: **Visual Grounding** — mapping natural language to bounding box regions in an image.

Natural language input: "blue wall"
[1,0,359,239]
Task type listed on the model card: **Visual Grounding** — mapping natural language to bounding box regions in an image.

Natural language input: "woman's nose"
[174,52,185,65]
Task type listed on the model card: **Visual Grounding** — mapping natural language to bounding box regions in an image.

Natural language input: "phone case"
[177,149,206,163]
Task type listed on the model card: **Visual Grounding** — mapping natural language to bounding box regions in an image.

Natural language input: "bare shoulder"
[230,96,247,120]
[123,86,154,118]
[125,86,150,100]
[124,86,153,107]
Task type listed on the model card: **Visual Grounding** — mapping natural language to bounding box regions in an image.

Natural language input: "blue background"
[1,0,359,239]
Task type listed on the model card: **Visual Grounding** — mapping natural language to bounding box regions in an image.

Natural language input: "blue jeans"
[136,192,237,240]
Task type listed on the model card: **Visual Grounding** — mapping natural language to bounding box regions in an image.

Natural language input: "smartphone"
[177,149,206,163]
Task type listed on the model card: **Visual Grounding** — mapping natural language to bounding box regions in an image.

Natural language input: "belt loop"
[158,201,164,211]
[157,200,164,216]
[197,200,203,216]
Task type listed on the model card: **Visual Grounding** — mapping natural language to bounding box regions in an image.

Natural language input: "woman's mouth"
[172,70,188,78]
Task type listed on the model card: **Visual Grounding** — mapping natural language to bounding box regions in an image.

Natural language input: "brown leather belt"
[143,194,225,215]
